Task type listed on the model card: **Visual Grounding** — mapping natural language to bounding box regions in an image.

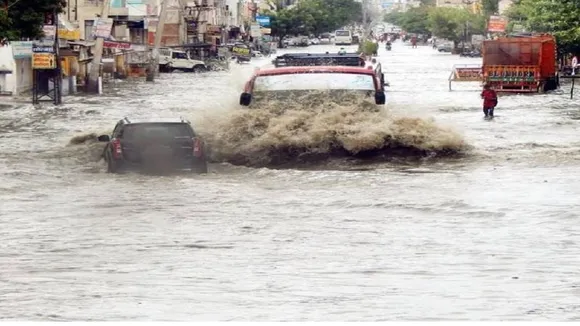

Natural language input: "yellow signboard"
[58,29,80,40]
[232,46,250,57]
[32,53,56,69]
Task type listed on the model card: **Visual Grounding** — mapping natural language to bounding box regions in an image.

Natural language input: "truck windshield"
[122,123,192,140]
[253,73,375,91]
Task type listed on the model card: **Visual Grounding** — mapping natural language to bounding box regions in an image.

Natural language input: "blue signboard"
[256,15,271,27]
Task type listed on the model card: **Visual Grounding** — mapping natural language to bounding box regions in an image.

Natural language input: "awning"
[171,42,213,48]
[0,65,12,74]
[69,41,96,47]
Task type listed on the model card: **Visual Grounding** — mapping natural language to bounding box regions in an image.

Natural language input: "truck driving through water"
[482,34,558,93]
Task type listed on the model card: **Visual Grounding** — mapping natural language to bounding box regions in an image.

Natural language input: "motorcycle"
[385,43,392,51]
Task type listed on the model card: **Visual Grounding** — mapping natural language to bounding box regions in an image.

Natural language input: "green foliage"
[481,0,499,17]
[0,0,66,40]
[427,7,485,44]
[385,7,431,35]
[385,5,485,42]
[399,6,430,35]
[384,11,406,26]
[358,40,378,55]
[507,0,580,53]
[266,0,362,40]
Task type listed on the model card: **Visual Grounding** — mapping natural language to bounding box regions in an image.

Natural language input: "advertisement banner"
[488,16,508,33]
[32,53,56,69]
[232,45,251,59]
[250,24,261,38]
[11,41,33,59]
[43,25,56,39]
[32,44,55,53]
[92,18,114,39]
[256,15,270,27]
[104,41,132,49]
[454,67,482,81]
[58,29,81,40]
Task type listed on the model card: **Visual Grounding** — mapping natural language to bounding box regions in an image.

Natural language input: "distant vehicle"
[97,117,208,174]
[271,52,387,89]
[231,43,252,63]
[309,38,321,45]
[158,48,207,72]
[460,49,482,57]
[272,52,365,68]
[437,42,454,53]
[334,30,353,45]
[238,66,386,106]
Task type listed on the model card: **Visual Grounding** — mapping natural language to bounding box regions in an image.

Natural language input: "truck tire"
[106,154,120,173]
[191,160,208,174]
[192,65,206,73]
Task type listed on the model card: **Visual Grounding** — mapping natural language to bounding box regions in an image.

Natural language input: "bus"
[334,30,353,46]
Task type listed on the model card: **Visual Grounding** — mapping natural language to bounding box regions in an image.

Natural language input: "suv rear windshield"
[122,123,193,140]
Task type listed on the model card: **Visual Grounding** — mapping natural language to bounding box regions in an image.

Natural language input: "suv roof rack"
[123,117,131,124]
[273,52,364,68]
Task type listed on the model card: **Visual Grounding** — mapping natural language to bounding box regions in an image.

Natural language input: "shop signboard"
[256,15,270,27]
[11,41,33,59]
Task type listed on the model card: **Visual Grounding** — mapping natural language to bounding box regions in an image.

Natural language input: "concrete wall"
[0,45,33,96]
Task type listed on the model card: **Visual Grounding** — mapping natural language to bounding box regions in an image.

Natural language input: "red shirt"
[481,89,497,108]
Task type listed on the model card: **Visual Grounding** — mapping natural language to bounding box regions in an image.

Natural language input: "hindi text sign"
[32,53,57,69]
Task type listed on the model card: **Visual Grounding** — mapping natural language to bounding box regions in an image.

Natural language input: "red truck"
[482,34,559,93]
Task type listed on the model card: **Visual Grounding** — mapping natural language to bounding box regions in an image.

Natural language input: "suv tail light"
[111,138,122,159]
[193,138,203,157]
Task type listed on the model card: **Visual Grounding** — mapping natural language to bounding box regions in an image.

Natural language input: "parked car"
[158,48,207,72]
[437,42,454,53]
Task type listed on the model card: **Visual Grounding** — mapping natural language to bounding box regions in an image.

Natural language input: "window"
[172,51,188,59]
[253,73,375,92]
[335,30,351,37]
[84,20,94,40]
[122,123,193,140]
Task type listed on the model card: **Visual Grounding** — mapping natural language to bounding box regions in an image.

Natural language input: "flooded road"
[1,41,580,321]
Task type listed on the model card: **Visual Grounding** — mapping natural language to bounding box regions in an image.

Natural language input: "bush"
[358,40,378,55]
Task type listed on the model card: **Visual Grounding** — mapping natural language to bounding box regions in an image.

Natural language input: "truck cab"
[158,48,207,73]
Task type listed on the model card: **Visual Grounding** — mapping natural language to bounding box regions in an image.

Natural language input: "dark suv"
[97,117,208,174]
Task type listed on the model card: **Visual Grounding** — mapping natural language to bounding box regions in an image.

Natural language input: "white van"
[334,30,353,46]
[158,48,207,73]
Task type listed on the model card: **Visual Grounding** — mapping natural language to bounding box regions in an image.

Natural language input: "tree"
[0,0,66,40]
[428,7,485,47]
[399,6,430,35]
[507,0,580,54]
[384,10,407,26]
[481,0,499,17]
[267,0,362,43]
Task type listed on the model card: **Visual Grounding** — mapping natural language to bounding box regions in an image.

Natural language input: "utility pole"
[362,0,368,41]
[54,9,62,104]
[146,0,170,82]
[87,0,112,93]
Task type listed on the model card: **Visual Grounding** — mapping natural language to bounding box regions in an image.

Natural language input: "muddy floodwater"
[1,42,580,321]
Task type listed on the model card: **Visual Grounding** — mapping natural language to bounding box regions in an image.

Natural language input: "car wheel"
[107,155,120,173]
[192,65,206,73]
[192,160,208,174]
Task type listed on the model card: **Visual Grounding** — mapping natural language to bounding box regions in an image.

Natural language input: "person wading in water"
[481,84,498,118]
